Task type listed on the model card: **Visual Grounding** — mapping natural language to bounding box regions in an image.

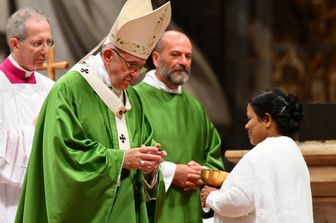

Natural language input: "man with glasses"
[15,0,171,222]
[134,30,224,223]
[0,7,54,223]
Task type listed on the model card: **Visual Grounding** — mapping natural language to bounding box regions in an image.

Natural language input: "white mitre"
[106,0,171,59]
[79,0,171,63]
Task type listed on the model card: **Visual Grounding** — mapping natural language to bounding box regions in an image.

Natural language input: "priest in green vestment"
[134,31,225,223]
[15,1,171,223]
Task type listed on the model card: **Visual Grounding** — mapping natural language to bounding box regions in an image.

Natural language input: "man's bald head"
[154,30,191,54]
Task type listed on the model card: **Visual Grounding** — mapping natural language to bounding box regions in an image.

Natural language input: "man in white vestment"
[0,7,54,223]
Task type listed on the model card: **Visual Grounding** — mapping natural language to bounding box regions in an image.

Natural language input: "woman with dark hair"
[201,88,313,223]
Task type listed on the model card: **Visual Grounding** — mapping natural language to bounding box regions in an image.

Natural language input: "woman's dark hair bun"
[248,88,303,136]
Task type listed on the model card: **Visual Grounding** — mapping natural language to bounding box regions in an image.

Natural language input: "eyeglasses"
[112,48,147,75]
[22,39,55,49]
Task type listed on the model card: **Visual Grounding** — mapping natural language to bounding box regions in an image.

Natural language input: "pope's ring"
[140,160,145,166]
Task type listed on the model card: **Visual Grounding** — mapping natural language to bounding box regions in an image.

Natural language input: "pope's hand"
[123,144,167,172]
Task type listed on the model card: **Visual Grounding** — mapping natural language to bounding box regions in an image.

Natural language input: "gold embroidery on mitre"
[111,7,169,58]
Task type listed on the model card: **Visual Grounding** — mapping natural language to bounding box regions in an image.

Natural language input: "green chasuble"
[134,82,224,223]
[15,71,164,223]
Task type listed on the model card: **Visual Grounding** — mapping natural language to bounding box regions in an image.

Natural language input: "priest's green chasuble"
[135,82,224,223]
[15,71,164,223]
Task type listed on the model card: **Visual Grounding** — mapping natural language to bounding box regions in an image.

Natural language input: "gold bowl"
[201,169,229,187]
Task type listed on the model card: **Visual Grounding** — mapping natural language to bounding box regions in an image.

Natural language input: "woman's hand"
[201,185,218,208]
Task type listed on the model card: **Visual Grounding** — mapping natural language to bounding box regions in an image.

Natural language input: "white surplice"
[0,69,54,223]
[206,136,313,223]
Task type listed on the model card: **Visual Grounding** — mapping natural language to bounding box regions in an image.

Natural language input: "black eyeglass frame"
[111,48,147,74]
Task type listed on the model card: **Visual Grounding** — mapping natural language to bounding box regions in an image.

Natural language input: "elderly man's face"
[104,47,146,90]
[10,17,52,71]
